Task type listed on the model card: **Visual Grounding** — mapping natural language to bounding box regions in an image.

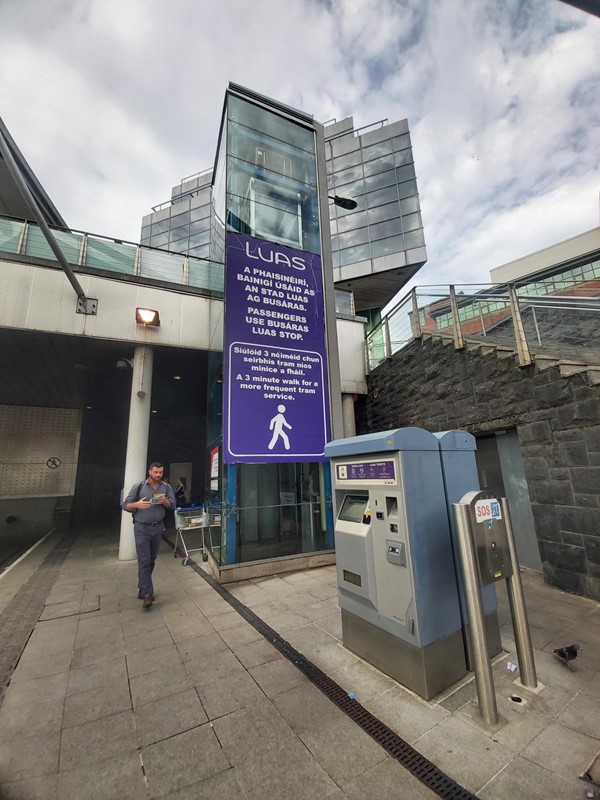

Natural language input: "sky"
[1,0,599,301]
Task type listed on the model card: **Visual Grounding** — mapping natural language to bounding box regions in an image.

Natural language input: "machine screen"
[339,494,369,524]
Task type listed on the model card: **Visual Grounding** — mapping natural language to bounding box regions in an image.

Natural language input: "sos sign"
[474,498,502,523]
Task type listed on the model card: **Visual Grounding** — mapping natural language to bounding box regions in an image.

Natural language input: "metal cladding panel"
[400,449,463,646]
[433,430,477,452]
[337,317,367,394]
[0,260,219,350]
[325,427,439,458]
[0,406,80,498]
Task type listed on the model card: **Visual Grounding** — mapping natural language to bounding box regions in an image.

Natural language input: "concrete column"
[119,345,153,561]
[342,393,356,438]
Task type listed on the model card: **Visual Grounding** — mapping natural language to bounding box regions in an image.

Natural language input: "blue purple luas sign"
[223,231,330,463]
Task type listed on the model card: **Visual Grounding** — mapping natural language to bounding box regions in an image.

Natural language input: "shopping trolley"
[174,508,209,565]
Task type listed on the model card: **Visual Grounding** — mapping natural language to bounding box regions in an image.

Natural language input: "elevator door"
[475,432,542,572]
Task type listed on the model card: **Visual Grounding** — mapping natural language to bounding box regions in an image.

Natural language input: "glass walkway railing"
[368,275,600,371]
[0,215,224,295]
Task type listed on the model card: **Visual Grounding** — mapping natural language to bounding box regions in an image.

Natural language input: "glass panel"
[337,209,368,234]
[363,170,396,193]
[139,248,184,282]
[151,217,170,235]
[403,228,426,248]
[335,289,354,314]
[400,196,420,214]
[150,231,169,248]
[362,154,396,177]
[396,163,416,183]
[367,185,399,208]
[170,211,190,229]
[0,218,24,253]
[337,226,370,249]
[402,211,422,232]
[190,204,211,222]
[333,178,366,200]
[338,242,372,266]
[394,149,414,167]
[371,234,405,258]
[169,224,189,242]
[367,202,401,225]
[188,244,210,259]
[188,259,224,292]
[25,227,82,264]
[392,133,411,151]
[332,149,363,172]
[189,230,210,248]
[189,218,210,235]
[140,224,151,240]
[370,218,404,242]
[397,179,418,200]
[226,103,320,254]
[228,94,314,154]
[361,139,393,162]
[333,164,364,185]
[86,237,136,273]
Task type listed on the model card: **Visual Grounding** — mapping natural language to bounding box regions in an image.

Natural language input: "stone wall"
[357,336,600,600]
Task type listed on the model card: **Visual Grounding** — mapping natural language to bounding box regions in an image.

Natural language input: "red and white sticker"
[474,499,502,523]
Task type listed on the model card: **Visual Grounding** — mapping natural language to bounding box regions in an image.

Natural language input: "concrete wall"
[358,337,600,600]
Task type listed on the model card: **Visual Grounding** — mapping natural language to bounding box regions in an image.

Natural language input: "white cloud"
[1,0,598,288]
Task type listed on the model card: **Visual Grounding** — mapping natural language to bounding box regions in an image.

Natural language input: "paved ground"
[0,525,598,799]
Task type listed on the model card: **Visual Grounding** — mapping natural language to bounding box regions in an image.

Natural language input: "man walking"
[122,462,176,608]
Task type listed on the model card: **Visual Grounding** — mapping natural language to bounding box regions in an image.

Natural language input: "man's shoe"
[138,592,155,600]
[142,594,154,609]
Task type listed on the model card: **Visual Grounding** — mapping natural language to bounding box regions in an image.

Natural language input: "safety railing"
[367,276,600,371]
[0,214,224,295]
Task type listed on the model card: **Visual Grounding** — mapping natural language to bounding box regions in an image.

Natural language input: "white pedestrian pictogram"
[268,404,292,451]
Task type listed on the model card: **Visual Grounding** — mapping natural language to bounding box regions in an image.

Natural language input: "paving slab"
[1,528,599,800]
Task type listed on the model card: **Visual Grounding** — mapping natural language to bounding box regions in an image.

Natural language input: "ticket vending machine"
[433,432,502,667]
[324,428,467,700]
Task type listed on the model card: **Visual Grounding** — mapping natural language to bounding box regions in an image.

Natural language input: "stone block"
[523,457,549,481]
[531,503,561,542]
[542,540,586,573]
[570,467,600,495]
[553,429,584,442]
[548,467,570,481]
[574,494,599,508]
[533,380,573,409]
[590,453,600,466]
[543,564,584,595]
[518,421,552,445]
[586,425,600,452]
[584,535,600,565]
[557,399,600,430]
[557,441,589,467]
[528,480,574,506]
[582,573,600,601]
[561,531,584,547]
[558,506,600,536]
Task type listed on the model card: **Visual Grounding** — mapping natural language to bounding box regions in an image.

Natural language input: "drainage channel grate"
[181,551,478,800]
[0,531,78,706]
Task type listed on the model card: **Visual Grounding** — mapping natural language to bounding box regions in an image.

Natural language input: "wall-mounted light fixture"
[135,307,160,327]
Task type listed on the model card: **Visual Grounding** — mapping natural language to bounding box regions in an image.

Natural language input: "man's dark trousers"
[134,521,164,597]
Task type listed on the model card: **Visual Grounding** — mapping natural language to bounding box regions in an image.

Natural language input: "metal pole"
[449,286,465,350]
[508,284,532,366]
[531,306,542,346]
[410,288,422,338]
[453,502,499,725]
[0,125,92,309]
[383,317,392,358]
[501,497,538,688]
